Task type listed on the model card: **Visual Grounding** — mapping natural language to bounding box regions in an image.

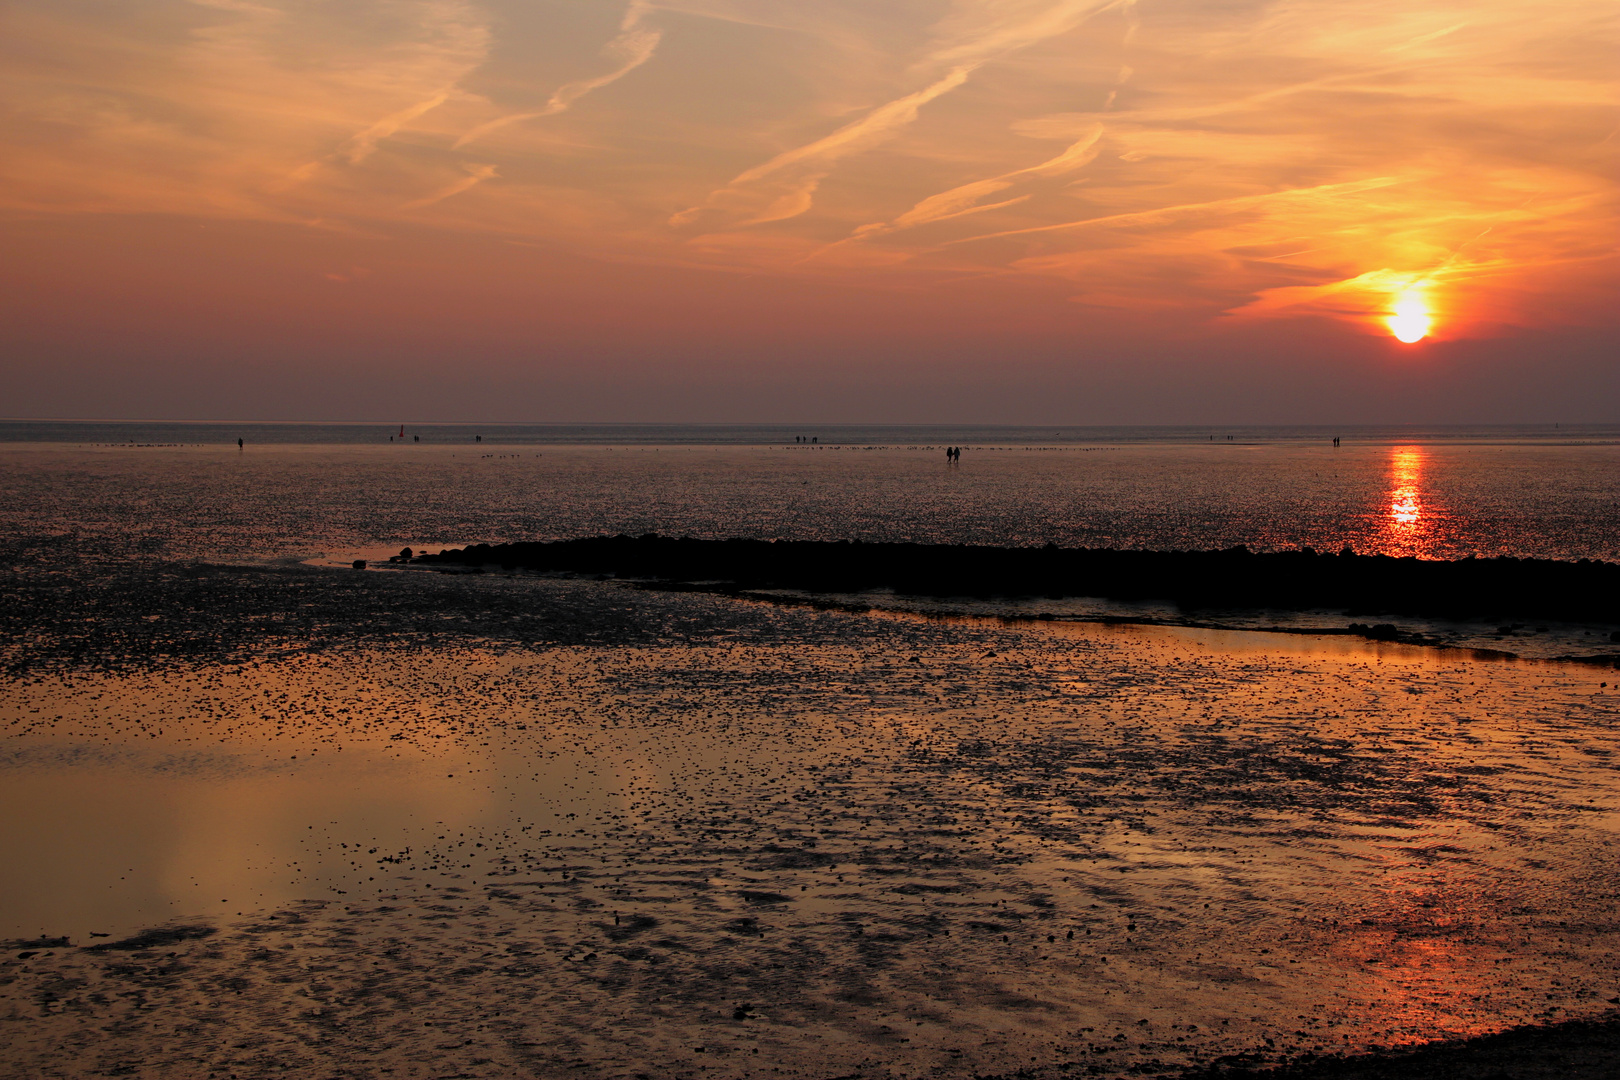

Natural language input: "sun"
[1386,291,1431,343]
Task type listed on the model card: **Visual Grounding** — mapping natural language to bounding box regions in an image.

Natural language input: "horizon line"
[2,418,1612,429]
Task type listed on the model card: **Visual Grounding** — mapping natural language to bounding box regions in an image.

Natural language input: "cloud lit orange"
[1,0,1617,417]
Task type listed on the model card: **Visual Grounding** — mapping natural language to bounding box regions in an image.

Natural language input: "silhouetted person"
[237,438,243,449]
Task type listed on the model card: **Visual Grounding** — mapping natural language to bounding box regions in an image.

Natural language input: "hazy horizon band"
[4,420,1618,447]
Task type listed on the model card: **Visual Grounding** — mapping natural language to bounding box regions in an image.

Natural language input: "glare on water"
[1390,445,1424,525]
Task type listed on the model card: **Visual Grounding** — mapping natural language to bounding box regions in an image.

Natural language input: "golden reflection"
[1332,900,1505,1043]
[1382,446,1430,556]
[1389,447,1423,526]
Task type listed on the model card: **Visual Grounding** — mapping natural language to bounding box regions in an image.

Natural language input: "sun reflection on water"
[1382,446,1433,556]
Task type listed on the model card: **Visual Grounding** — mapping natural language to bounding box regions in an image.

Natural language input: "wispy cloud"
[0,0,1614,341]
[0,0,491,218]
[403,162,499,209]
[343,92,453,165]
[454,2,662,149]
[670,64,979,227]
[922,0,1132,67]
[950,176,1406,245]
[672,0,1130,229]
[847,124,1103,242]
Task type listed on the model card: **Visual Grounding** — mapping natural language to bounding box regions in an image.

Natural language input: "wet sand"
[3,567,1619,1078]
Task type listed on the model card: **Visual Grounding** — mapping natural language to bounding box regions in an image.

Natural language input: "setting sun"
[1387,292,1431,343]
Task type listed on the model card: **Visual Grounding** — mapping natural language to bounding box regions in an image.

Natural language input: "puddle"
[0,750,483,937]
[752,588,1620,663]
[0,651,643,940]
[748,592,1561,666]
[1087,621,1512,662]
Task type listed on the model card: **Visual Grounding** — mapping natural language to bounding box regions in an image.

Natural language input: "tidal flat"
[2,565,1619,1079]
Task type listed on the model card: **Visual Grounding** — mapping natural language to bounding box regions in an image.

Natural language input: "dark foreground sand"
[2,564,1618,1078]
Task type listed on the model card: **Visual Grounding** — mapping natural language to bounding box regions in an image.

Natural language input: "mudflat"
[3,564,1618,1079]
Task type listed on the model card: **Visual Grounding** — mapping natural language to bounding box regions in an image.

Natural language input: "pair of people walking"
[945,445,961,462]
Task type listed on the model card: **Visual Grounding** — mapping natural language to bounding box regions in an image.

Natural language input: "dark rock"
[1180,1013,1620,1079]
[414,536,1620,623]
[85,925,216,952]
[4,936,71,949]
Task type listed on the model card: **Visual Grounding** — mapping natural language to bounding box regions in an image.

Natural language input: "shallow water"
[2,425,1617,566]
[768,589,1620,662]
[3,581,1618,1078]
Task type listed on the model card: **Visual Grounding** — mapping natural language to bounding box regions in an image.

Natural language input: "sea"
[2,421,1617,568]
[5,421,1620,1073]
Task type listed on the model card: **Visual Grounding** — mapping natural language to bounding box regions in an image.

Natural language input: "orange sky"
[1,0,1616,421]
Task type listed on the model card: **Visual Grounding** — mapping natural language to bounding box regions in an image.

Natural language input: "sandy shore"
[2,565,1618,1078]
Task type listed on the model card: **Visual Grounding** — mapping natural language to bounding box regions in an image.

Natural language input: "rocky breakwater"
[415,536,1620,627]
